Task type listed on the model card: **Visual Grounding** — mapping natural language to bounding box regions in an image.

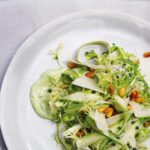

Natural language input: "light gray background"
[0,0,150,149]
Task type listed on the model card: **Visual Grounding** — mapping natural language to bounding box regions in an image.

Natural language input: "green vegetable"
[107,112,129,126]
[57,122,72,150]
[49,43,64,67]
[77,41,110,64]
[85,50,98,60]
[64,103,83,115]
[30,69,66,120]
[61,92,101,102]
[121,121,140,148]
[86,113,123,145]
[30,41,150,149]
[98,138,110,150]
[62,69,78,81]
[136,128,150,143]
[76,132,105,149]
[113,116,130,135]
[104,141,122,150]
[73,67,88,76]
[62,124,82,139]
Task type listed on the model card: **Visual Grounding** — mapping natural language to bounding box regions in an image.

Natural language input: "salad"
[30,41,150,150]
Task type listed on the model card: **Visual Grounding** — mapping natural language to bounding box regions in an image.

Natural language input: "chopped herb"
[47,89,52,93]
[111,143,116,146]
[135,126,139,130]
[117,126,122,130]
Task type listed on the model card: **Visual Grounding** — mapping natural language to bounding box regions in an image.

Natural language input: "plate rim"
[1,10,150,150]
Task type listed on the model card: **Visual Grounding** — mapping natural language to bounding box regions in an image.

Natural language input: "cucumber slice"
[57,122,72,150]
[76,132,105,149]
[30,69,65,120]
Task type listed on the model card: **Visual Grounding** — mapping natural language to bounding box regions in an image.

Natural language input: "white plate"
[1,11,150,150]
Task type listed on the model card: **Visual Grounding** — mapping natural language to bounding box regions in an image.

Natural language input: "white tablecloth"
[0,0,150,149]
